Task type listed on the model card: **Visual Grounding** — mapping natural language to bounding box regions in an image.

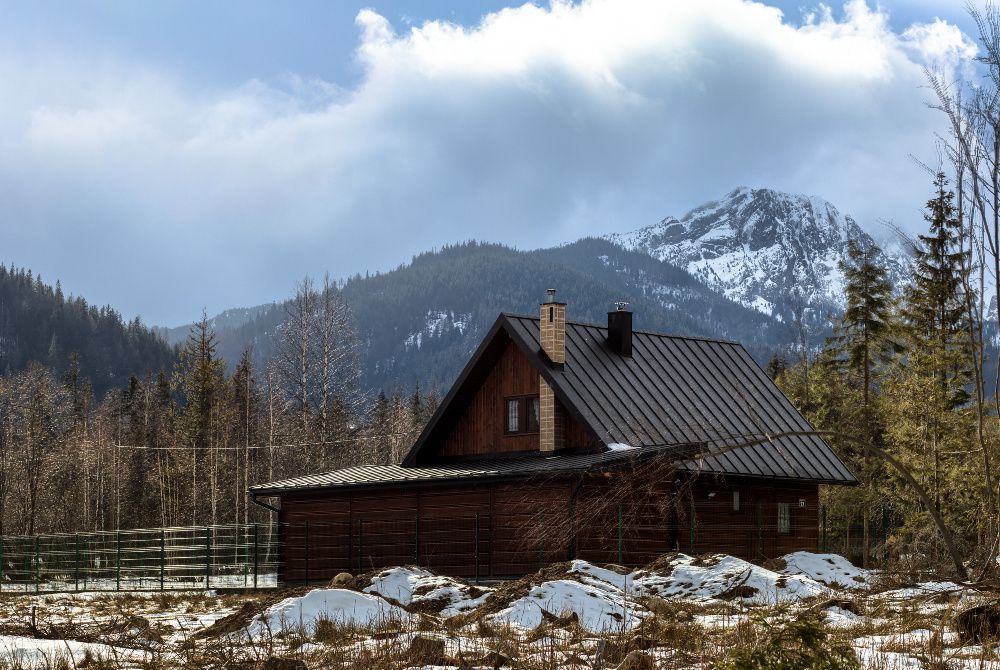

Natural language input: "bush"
[718,615,859,670]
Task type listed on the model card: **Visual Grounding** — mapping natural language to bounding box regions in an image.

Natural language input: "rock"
[407,635,446,665]
[261,658,308,670]
[616,650,656,670]
[956,600,1000,643]
[328,572,353,587]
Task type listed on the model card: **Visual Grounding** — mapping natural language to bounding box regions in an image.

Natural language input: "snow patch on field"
[363,566,491,616]
[779,551,873,588]
[632,554,829,604]
[489,578,646,632]
[0,635,148,667]
[250,588,410,636]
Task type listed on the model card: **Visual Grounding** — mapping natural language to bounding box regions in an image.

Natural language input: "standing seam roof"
[501,315,855,484]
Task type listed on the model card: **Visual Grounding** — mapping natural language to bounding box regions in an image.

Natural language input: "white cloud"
[0,0,974,323]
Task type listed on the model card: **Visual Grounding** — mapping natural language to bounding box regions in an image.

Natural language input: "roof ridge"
[500,312,740,345]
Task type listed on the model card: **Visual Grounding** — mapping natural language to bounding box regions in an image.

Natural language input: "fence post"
[881,506,888,568]
[474,513,480,585]
[74,534,80,592]
[304,521,310,586]
[537,511,545,570]
[0,535,5,594]
[689,498,696,555]
[205,527,212,589]
[618,504,624,565]
[821,505,828,553]
[116,531,121,591]
[253,524,259,592]
[414,515,419,565]
[756,502,763,561]
[160,528,166,591]
[34,536,40,593]
[357,520,363,573]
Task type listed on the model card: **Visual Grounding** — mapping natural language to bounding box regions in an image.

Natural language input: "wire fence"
[0,524,280,594]
[0,504,885,594]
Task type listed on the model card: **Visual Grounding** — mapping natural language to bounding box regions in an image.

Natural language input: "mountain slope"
[608,187,910,325]
[180,240,794,393]
[0,266,177,397]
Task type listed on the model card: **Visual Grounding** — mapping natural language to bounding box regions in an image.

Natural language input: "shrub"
[718,614,859,670]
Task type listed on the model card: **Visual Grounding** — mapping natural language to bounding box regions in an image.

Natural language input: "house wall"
[435,340,592,459]
[275,473,820,583]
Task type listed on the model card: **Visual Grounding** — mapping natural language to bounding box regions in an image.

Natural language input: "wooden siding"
[680,477,819,560]
[275,474,820,583]
[434,340,591,459]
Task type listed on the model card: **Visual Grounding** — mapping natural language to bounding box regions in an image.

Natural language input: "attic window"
[505,396,540,434]
[527,397,540,432]
[506,399,520,433]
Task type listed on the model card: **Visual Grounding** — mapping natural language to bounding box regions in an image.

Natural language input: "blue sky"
[0,0,979,324]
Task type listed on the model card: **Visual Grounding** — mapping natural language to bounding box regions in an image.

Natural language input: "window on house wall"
[777,502,791,534]
[732,491,740,512]
[527,397,540,432]
[505,396,540,434]
[506,399,520,433]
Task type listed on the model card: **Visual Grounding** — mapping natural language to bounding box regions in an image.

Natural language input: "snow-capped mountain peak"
[607,187,910,324]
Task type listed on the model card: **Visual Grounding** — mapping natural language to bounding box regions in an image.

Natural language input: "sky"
[0,0,980,325]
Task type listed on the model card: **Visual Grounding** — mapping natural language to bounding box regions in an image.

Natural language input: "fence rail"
[0,524,281,593]
[0,504,883,594]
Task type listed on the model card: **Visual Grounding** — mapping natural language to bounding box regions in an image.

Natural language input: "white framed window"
[732,491,740,512]
[777,502,791,534]
[506,399,520,433]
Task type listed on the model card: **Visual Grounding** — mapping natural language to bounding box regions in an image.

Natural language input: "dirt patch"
[763,557,788,572]
[719,585,759,600]
[196,588,312,639]
[454,561,575,623]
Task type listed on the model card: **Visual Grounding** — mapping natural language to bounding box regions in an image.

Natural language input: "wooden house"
[250,291,856,582]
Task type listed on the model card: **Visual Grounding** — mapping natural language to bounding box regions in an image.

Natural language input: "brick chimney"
[539,289,566,452]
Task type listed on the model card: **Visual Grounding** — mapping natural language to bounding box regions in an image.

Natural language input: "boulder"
[407,635,446,665]
[328,572,354,587]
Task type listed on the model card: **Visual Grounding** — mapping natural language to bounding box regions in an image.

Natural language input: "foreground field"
[0,551,992,669]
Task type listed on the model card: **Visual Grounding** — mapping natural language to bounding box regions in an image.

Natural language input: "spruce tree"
[900,173,972,513]
[828,238,898,566]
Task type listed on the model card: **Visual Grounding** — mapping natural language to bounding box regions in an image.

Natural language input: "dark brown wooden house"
[251,291,856,582]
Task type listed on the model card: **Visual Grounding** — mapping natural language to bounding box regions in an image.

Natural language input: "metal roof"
[253,313,856,496]
[499,315,855,484]
[250,444,681,496]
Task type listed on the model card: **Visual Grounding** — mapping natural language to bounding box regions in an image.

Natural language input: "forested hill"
[167,240,797,393]
[0,266,176,397]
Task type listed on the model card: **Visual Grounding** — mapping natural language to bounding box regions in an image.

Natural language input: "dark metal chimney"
[607,302,632,357]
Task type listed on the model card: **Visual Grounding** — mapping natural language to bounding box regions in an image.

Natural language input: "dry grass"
[0,562,996,668]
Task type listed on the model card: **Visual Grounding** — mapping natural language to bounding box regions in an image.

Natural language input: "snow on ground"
[489,578,647,632]
[874,581,965,602]
[779,551,874,588]
[0,635,149,667]
[250,588,411,636]
[0,551,992,669]
[631,554,830,604]
[362,566,491,616]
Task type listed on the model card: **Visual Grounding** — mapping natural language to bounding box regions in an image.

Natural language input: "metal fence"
[0,504,882,594]
[0,524,280,593]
